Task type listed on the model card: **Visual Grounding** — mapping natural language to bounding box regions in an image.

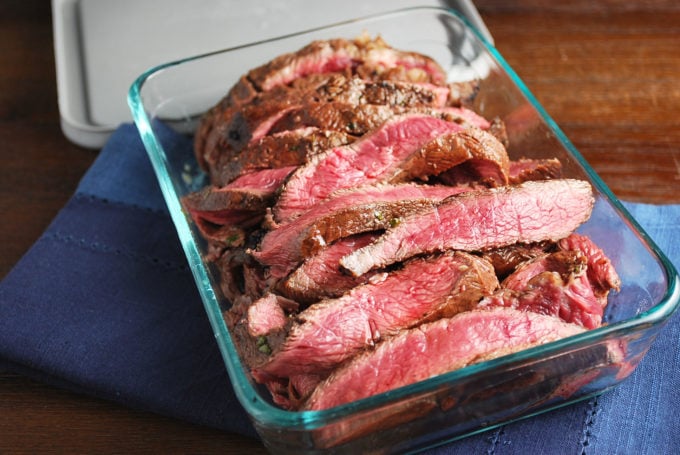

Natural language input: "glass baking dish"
[128,6,679,453]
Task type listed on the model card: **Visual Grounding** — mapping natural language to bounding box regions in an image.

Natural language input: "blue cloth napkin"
[1,124,678,453]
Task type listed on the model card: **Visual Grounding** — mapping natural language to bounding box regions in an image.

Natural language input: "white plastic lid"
[52,0,492,148]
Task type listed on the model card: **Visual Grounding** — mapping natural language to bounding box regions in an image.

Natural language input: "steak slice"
[212,228,271,303]
[211,127,354,186]
[248,36,447,93]
[482,241,556,279]
[273,114,469,222]
[186,166,293,211]
[509,158,563,184]
[213,247,249,303]
[309,75,450,108]
[193,80,251,171]
[252,183,473,278]
[558,233,621,299]
[303,307,584,410]
[183,166,294,244]
[246,293,299,337]
[391,127,509,185]
[206,38,362,119]
[479,269,604,329]
[196,33,451,170]
[478,251,605,329]
[247,39,359,93]
[253,251,498,380]
[260,371,326,410]
[487,117,509,147]
[198,73,338,170]
[277,233,380,303]
[340,179,595,277]
[477,234,620,329]
[356,79,450,107]
[219,75,452,155]
[501,250,587,291]
[267,102,396,139]
[355,37,448,85]
[267,103,489,139]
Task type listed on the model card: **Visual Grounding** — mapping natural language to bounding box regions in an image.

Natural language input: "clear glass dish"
[128,6,679,453]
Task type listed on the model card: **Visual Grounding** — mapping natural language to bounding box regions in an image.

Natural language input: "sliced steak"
[303,307,584,410]
[213,236,271,303]
[340,179,595,277]
[487,117,509,147]
[258,371,326,410]
[186,36,622,414]
[558,233,621,299]
[183,166,295,242]
[247,39,359,93]
[199,73,340,169]
[185,205,260,248]
[219,75,451,155]
[358,79,450,107]
[308,75,451,108]
[482,241,556,279]
[193,77,253,170]
[391,127,509,186]
[278,233,380,303]
[205,38,362,122]
[203,99,489,183]
[501,250,587,291]
[253,251,498,381]
[185,166,294,211]
[213,247,249,303]
[478,234,620,329]
[509,158,563,184]
[211,127,354,186]
[196,33,451,171]
[246,293,299,337]
[356,37,448,85]
[267,102,396,139]
[267,103,489,139]
[253,183,473,278]
[478,266,604,329]
[248,36,447,93]
[273,114,469,222]
[477,250,590,323]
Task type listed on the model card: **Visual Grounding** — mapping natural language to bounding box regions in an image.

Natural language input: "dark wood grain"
[478,6,680,203]
[1,1,678,453]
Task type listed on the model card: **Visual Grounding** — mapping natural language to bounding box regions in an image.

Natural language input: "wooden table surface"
[1,1,679,453]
